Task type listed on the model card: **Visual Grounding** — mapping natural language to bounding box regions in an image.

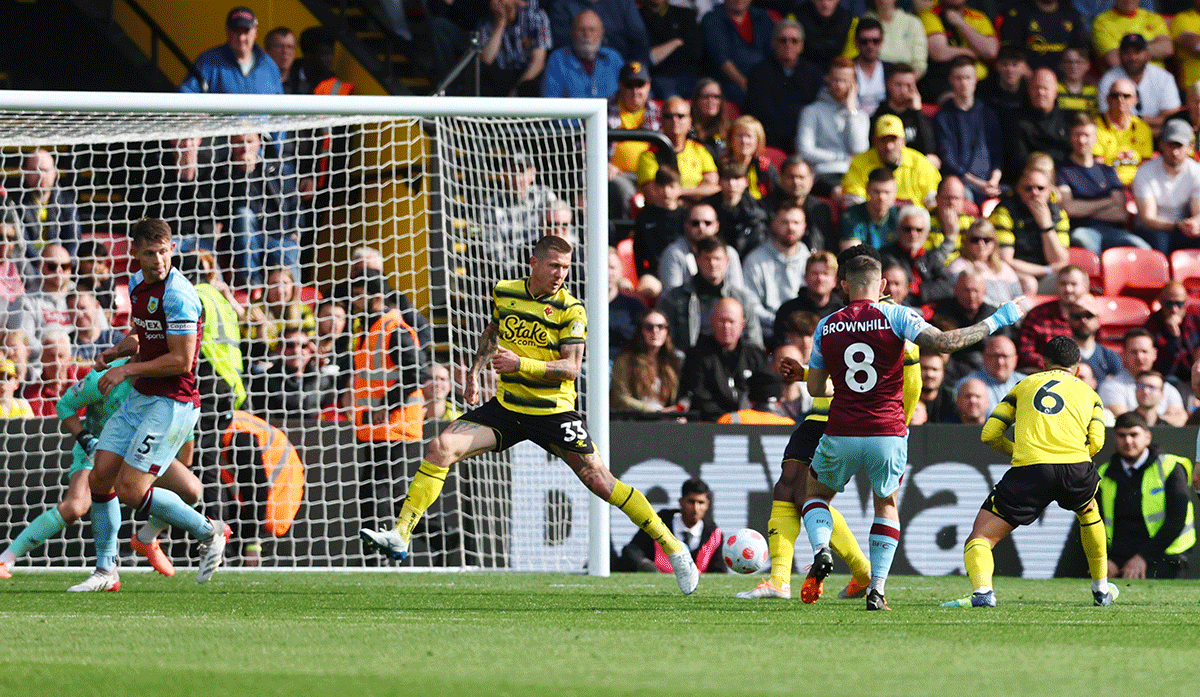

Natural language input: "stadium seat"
[962,199,981,217]
[1067,247,1103,293]
[1100,247,1169,301]
[725,100,741,119]
[1095,295,1151,347]
[1026,294,1058,310]
[920,102,940,118]
[762,146,786,172]
[298,285,323,311]
[1169,248,1200,296]
[617,237,638,289]
[80,231,133,277]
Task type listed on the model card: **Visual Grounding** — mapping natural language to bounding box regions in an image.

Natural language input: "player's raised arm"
[914,297,1030,354]
[980,395,1016,457]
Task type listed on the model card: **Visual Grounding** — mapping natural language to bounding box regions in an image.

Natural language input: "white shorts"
[97,389,198,476]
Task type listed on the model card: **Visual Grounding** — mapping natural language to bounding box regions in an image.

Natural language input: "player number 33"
[560,420,588,442]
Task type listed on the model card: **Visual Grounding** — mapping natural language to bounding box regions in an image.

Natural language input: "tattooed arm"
[913,297,1030,354]
[492,342,585,381]
[464,320,501,405]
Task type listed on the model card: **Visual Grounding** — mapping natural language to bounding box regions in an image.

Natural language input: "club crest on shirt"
[148,297,159,313]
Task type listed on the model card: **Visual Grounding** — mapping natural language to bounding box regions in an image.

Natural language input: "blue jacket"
[180,44,283,95]
[699,6,774,102]
[550,0,649,63]
[541,46,623,98]
[934,100,1001,192]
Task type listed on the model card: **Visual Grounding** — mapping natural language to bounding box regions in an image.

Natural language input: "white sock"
[0,549,15,566]
[973,585,993,595]
[1092,579,1109,594]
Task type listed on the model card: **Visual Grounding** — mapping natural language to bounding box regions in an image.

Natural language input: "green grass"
[4,571,1200,697]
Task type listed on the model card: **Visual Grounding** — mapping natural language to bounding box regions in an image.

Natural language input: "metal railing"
[434,32,482,97]
[113,0,208,92]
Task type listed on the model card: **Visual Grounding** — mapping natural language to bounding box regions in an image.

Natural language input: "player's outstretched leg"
[0,508,69,580]
[801,498,835,603]
[131,458,205,577]
[828,505,872,601]
[361,459,450,561]
[737,501,797,599]
[608,478,697,595]
[1075,500,1116,606]
[943,509,1012,608]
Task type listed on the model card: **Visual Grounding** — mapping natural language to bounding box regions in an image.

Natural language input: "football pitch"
[4,571,1199,697]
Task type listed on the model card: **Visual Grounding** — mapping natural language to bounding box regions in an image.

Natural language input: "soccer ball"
[722,528,769,574]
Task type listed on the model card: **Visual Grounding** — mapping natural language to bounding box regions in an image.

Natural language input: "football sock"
[8,507,67,559]
[830,505,871,584]
[1077,505,1109,592]
[868,517,900,593]
[91,493,120,572]
[801,498,833,551]
[964,537,994,592]
[138,488,214,540]
[138,518,168,545]
[767,501,800,586]
[394,460,450,542]
[608,479,684,556]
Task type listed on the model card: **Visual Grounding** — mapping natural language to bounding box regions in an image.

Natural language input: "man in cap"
[609,60,661,220]
[180,6,283,96]
[1097,33,1181,134]
[1133,118,1200,253]
[840,113,942,208]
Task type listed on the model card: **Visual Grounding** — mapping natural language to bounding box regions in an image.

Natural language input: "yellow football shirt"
[920,3,995,81]
[492,279,587,415]
[636,140,717,187]
[981,370,1105,467]
[1093,114,1153,186]
[1093,8,1169,68]
[1172,11,1200,90]
[842,147,942,206]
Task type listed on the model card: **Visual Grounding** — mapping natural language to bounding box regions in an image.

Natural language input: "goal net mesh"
[0,107,595,572]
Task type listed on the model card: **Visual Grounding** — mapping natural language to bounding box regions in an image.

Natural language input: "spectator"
[1098,411,1195,579]
[976,43,1029,124]
[611,308,681,413]
[542,9,623,99]
[676,296,769,420]
[917,0,999,104]
[840,167,900,249]
[1128,370,1182,426]
[658,201,746,292]
[637,96,720,202]
[609,61,662,221]
[773,250,845,339]
[951,376,991,425]
[475,0,552,97]
[880,204,955,307]
[761,155,836,253]
[934,56,1002,203]
[872,64,939,168]
[617,478,726,573]
[689,78,733,162]
[947,219,1023,307]
[881,258,914,306]
[0,329,30,391]
[550,0,649,65]
[1100,329,1188,423]
[1097,34,1181,134]
[1056,45,1098,115]
[243,268,316,365]
[180,7,283,96]
[0,207,30,312]
[796,0,853,68]
[1091,0,1171,71]
[297,26,355,97]
[1171,1,1200,94]
[66,290,121,364]
[1075,0,1155,26]
[955,335,1025,412]
[264,27,300,93]
[928,175,975,253]
[845,18,889,116]
[424,364,462,423]
[769,341,812,420]
[249,323,338,424]
[633,165,687,286]
[15,148,80,260]
[718,370,794,424]
[609,246,648,359]
[23,329,85,417]
[1003,68,1073,186]
[480,151,559,278]
[743,201,812,341]
[707,161,769,260]
[724,116,780,201]
[0,357,33,419]
[1016,265,1090,370]
[545,200,577,247]
[212,131,300,290]
[427,0,489,87]
[640,0,703,100]
[989,163,1071,293]
[796,57,870,197]
[699,0,774,103]
[920,350,957,422]
[6,244,73,368]
[930,268,998,373]
[1000,0,1086,71]
[658,235,763,352]
[841,114,942,209]
[1163,80,1200,155]
[1067,292,1125,384]
[845,0,928,80]
[1075,362,1117,428]
[1058,112,1150,254]
[313,298,350,410]
[133,137,220,255]
[1146,281,1200,390]
[742,20,823,155]
[1132,119,1200,254]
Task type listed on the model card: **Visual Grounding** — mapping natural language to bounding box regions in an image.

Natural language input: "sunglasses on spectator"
[776,36,802,44]
[41,261,70,271]
[900,225,925,232]
[688,219,716,226]
[968,236,994,243]
[1162,299,1187,308]
[1069,311,1096,320]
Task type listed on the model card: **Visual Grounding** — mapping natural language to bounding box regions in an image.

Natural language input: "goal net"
[0,92,610,574]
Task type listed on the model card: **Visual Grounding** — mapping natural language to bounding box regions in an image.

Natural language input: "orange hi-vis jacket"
[219,410,305,537]
[353,309,424,442]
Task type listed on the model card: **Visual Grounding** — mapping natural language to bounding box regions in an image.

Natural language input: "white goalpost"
[0,91,611,575]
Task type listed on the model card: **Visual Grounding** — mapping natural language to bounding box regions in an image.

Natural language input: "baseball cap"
[619,61,650,85]
[1119,33,1147,51]
[226,6,258,30]
[0,359,15,378]
[875,114,905,139]
[1161,118,1194,146]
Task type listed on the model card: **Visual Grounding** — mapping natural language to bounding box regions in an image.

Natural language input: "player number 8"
[844,342,878,393]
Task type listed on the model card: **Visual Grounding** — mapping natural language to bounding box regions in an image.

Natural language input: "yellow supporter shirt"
[1058,82,1098,115]
[981,370,1105,467]
[1093,114,1154,186]
[1171,11,1200,91]
[611,107,650,173]
[842,147,942,206]
[989,198,1072,252]
[636,140,717,187]
[1093,8,1169,68]
[920,2,994,81]
[491,278,587,415]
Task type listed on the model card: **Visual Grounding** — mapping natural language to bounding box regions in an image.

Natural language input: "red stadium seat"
[1100,246,1169,301]
[762,146,786,172]
[1067,247,1102,293]
[1169,248,1200,296]
[80,231,133,278]
[1095,295,1151,347]
[298,285,323,311]
[617,237,638,289]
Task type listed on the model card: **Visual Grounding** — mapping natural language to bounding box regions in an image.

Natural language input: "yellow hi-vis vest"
[219,410,304,537]
[1099,454,1196,556]
[195,283,247,408]
[352,309,423,442]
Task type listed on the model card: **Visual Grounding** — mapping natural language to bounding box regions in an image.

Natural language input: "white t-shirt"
[1132,157,1200,221]
[1098,370,1184,414]
[1098,65,1182,118]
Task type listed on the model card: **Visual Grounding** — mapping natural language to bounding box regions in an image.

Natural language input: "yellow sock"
[964,538,994,591]
[767,501,800,586]
[829,505,871,585]
[608,479,683,555]
[1077,505,1109,584]
[393,460,450,542]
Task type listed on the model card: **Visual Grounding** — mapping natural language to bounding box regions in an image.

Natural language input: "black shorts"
[461,398,595,456]
[982,462,1099,528]
[782,419,827,465]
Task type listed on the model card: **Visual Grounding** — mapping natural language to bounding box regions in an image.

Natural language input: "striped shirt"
[492,279,587,415]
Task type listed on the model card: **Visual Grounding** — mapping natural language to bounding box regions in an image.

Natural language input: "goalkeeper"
[0,357,202,585]
[361,235,701,594]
